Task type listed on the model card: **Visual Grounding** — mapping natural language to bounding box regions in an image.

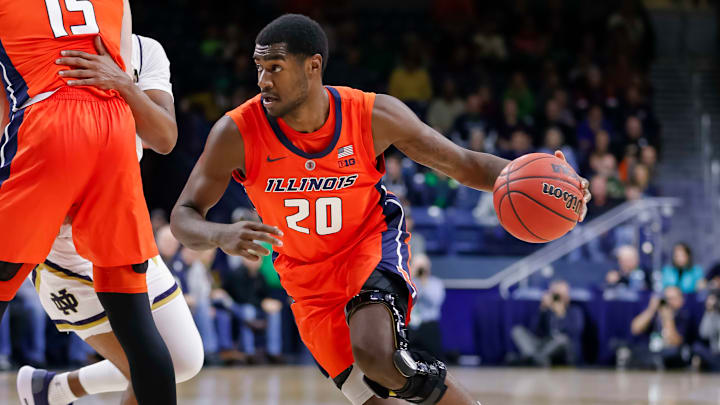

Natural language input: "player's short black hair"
[256,14,329,72]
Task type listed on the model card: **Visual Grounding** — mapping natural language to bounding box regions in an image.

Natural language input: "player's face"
[254,43,309,117]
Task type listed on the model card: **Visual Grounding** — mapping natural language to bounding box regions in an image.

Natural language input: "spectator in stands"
[627,286,691,369]
[607,0,653,68]
[622,115,658,164]
[473,18,507,63]
[414,169,459,209]
[639,145,658,175]
[621,85,659,140]
[384,154,412,204]
[467,128,487,153]
[150,208,169,235]
[551,88,576,130]
[325,46,376,91]
[586,175,617,220]
[504,72,536,121]
[214,254,284,364]
[589,154,625,200]
[408,254,446,360]
[631,163,658,196]
[536,62,563,116]
[580,174,623,261]
[575,66,608,114]
[537,99,575,146]
[577,105,613,158]
[450,89,497,151]
[662,242,705,293]
[388,49,432,118]
[510,280,585,366]
[538,127,578,171]
[499,129,534,161]
[706,263,720,290]
[692,289,720,371]
[512,14,548,63]
[492,98,530,151]
[605,245,648,290]
[404,207,426,255]
[427,78,465,136]
[157,224,180,264]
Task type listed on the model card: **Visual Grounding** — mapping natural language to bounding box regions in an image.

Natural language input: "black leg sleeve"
[97,292,176,405]
[0,301,8,321]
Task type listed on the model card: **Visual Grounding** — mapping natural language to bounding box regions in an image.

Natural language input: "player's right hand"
[216,221,283,261]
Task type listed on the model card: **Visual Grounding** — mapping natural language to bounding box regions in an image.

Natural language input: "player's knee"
[0,261,24,282]
[352,338,402,388]
[173,345,204,383]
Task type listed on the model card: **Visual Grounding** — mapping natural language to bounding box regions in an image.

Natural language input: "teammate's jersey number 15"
[45,0,99,38]
[284,197,342,236]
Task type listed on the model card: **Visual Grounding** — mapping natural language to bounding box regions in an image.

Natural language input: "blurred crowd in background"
[135,0,663,251]
[4,0,720,375]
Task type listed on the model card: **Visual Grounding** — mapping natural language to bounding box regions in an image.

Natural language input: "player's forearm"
[453,149,509,192]
[170,204,226,251]
[117,82,177,154]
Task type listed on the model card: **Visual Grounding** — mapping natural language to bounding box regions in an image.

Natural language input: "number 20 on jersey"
[284,197,342,236]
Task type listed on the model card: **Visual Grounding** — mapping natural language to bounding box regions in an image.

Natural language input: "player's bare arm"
[371,94,591,220]
[56,36,177,154]
[170,116,283,260]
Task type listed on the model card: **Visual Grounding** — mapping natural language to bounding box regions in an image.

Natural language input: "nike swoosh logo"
[266,156,287,163]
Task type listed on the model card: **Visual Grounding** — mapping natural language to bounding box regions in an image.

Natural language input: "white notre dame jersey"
[31,35,177,339]
[131,33,174,161]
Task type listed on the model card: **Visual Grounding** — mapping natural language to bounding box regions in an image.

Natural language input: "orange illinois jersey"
[227,86,416,299]
[0,0,126,111]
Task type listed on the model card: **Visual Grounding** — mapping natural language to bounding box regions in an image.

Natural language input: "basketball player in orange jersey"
[171,14,590,405]
[0,1,175,403]
[13,34,205,405]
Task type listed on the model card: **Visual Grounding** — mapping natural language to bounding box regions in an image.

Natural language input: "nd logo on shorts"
[51,289,79,315]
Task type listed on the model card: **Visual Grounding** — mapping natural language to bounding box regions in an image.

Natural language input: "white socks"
[78,360,129,395]
[47,373,78,405]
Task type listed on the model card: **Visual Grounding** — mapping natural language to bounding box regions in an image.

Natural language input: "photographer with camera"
[408,254,446,360]
[510,280,585,366]
[691,290,720,371]
[627,286,691,369]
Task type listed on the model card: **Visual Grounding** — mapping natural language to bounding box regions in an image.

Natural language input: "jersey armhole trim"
[226,113,258,187]
[361,92,384,177]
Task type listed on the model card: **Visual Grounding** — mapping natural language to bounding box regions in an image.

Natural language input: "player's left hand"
[56,36,133,91]
[554,150,591,222]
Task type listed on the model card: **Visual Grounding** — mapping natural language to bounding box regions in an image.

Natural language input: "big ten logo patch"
[51,289,79,315]
[338,158,356,168]
[542,183,582,215]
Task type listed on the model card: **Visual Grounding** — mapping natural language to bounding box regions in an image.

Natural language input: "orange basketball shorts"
[0,87,157,299]
[277,230,415,379]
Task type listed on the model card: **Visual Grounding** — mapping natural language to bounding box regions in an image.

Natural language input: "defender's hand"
[56,36,133,91]
[216,221,283,261]
[554,150,591,222]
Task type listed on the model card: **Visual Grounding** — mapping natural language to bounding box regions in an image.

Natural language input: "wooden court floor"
[1,366,719,404]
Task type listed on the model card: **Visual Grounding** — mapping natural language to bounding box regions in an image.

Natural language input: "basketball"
[493,153,583,243]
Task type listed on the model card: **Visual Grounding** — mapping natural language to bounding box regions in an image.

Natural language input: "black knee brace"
[345,290,448,404]
[345,290,409,350]
[0,261,24,281]
[364,350,448,404]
